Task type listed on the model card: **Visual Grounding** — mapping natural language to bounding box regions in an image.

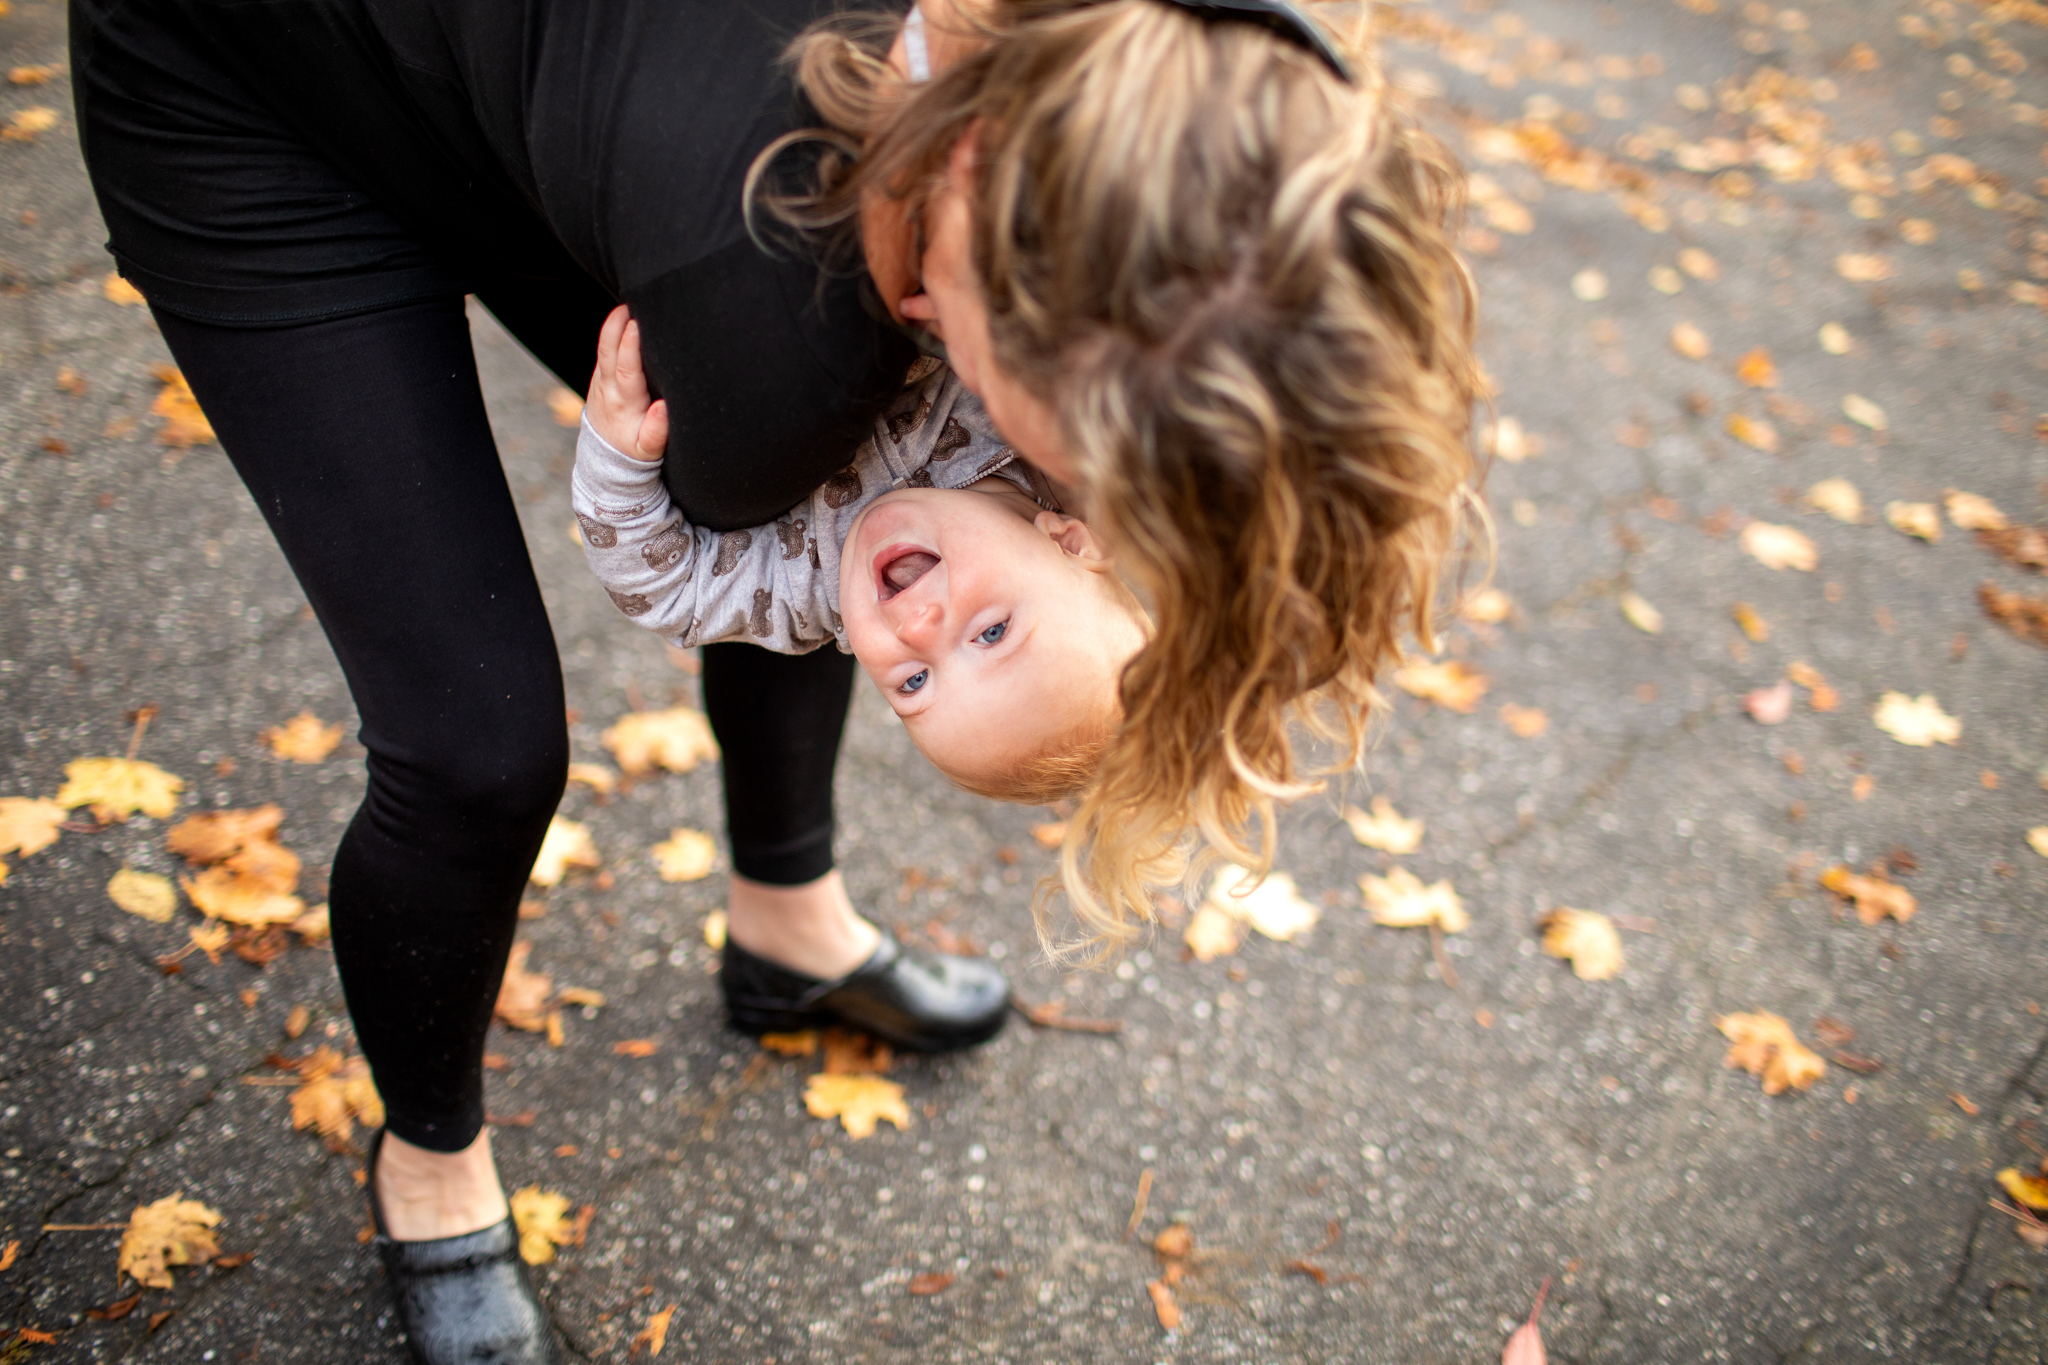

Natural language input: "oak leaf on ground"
[107,868,177,923]
[118,1194,221,1290]
[1539,908,1624,980]
[803,1073,910,1138]
[599,707,719,777]
[1717,1012,1826,1095]
[261,713,343,763]
[1819,866,1917,924]
[650,828,716,882]
[1873,692,1959,747]
[1342,797,1423,855]
[1392,659,1489,713]
[56,756,184,822]
[1361,867,1468,933]
[529,816,599,886]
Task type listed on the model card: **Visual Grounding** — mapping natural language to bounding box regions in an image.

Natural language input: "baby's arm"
[572,309,840,652]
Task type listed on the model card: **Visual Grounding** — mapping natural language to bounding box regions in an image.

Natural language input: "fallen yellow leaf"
[651,828,717,882]
[1677,247,1718,280]
[1818,322,1852,354]
[529,816,599,886]
[188,921,230,962]
[1342,797,1424,855]
[1740,522,1816,571]
[599,708,718,777]
[1819,865,1916,924]
[1030,821,1066,849]
[1944,490,2007,531]
[1670,322,1712,359]
[2,105,58,140]
[1835,253,1893,282]
[1735,348,1777,387]
[1618,591,1663,634]
[260,713,343,763]
[546,387,585,428]
[1484,416,1539,462]
[1725,412,1780,453]
[1361,867,1468,933]
[803,1073,911,1138]
[0,796,65,860]
[1540,908,1624,980]
[107,867,177,923]
[284,1047,384,1147]
[168,805,283,864]
[564,762,616,797]
[1732,603,1770,642]
[1885,501,1940,541]
[1717,1012,1826,1095]
[1147,1279,1183,1332]
[631,1305,675,1358]
[118,1194,220,1290]
[1842,394,1888,430]
[1499,703,1549,738]
[1998,1168,2048,1212]
[102,272,146,306]
[1457,587,1513,625]
[8,64,53,85]
[1182,903,1243,963]
[56,756,184,822]
[1204,864,1319,941]
[494,941,554,1032]
[149,365,215,447]
[1392,659,1489,713]
[702,909,728,949]
[509,1186,578,1265]
[1804,478,1864,522]
[290,903,331,942]
[181,835,304,926]
[2027,827,2048,859]
[1872,691,1959,747]
[759,1030,819,1056]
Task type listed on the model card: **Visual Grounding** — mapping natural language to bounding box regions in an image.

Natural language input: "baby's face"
[841,482,1143,786]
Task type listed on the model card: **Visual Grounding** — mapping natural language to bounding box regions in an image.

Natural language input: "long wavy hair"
[750,0,1482,959]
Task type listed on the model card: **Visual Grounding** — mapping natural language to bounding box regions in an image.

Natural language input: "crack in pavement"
[1936,1020,2048,1318]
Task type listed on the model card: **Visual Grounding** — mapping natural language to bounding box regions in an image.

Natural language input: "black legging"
[156,295,857,1152]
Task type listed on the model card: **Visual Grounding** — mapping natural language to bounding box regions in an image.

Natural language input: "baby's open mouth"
[875,545,939,601]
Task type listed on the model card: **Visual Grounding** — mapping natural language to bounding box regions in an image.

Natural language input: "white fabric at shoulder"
[902,2,932,83]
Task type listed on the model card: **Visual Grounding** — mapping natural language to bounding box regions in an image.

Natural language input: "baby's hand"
[585,304,669,463]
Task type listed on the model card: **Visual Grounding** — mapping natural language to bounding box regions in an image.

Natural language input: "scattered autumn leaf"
[1741,522,1816,571]
[1392,659,1489,713]
[289,903,330,942]
[529,816,599,886]
[1677,247,1718,280]
[1617,591,1663,634]
[907,1272,955,1296]
[701,909,727,949]
[612,1038,658,1058]
[1717,1012,1826,1095]
[1743,680,1794,725]
[821,1026,894,1076]
[1030,821,1066,849]
[547,387,585,428]
[1540,908,1624,980]
[1885,501,1940,542]
[1182,903,1243,963]
[1725,413,1780,453]
[0,797,64,863]
[804,1073,910,1138]
[650,828,716,882]
[1342,797,1423,854]
[1998,1168,2048,1212]
[149,365,215,447]
[1873,692,1959,747]
[1484,416,1540,462]
[1835,253,1893,282]
[1945,491,2007,531]
[1147,1279,1183,1332]
[9,64,53,85]
[1977,525,2048,571]
[759,1030,819,1057]
[495,941,555,1032]
[1499,703,1549,738]
[1732,603,1770,642]
[167,805,283,864]
[107,868,177,923]
[2,105,58,141]
[187,921,230,963]
[117,1195,221,1290]
[1570,267,1608,300]
[1361,867,1468,933]
[509,1186,579,1265]
[1820,865,1917,924]
[1979,582,2048,647]
[630,1304,674,1357]
[599,707,718,777]
[1735,348,1777,387]
[2028,827,2048,859]
[282,1047,384,1147]
[564,762,616,798]
[1670,322,1712,359]
[261,713,343,763]
[102,273,145,306]
[1818,322,1852,354]
[181,832,304,926]
[1805,478,1864,522]
[1842,394,1888,431]
[1204,864,1319,941]
[1458,587,1513,625]
[55,756,184,822]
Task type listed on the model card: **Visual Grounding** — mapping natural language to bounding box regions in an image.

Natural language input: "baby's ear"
[1034,510,1108,561]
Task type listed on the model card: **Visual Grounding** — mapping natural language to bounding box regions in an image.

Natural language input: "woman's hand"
[585,304,669,463]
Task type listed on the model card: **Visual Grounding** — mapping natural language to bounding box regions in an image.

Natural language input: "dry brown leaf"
[612,1038,658,1058]
[1458,587,1513,625]
[803,1073,910,1138]
[495,941,554,1032]
[1999,1168,2048,1212]
[181,836,305,926]
[1732,603,1770,642]
[1735,348,1778,388]
[261,713,343,763]
[821,1026,893,1076]
[2,105,58,140]
[0,797,65,861]
[56,756,184,823]
[529,816,599,886]
[284,1047,384,1147]
[1361,867,1468,933]
[1743,680,1794,725]
[107,868,177,923]
[1540,908,1624,980]
[102,273,146,306]
[1885,501,1940,542]
[1499,703,1549,738]
[650,828,716,882]
[630,1305,674,1358]
[1670,322,1712,359]
[1977,525,2048,571]
[546,387,585,428]
[1182,903,1243,962]
[1741,522,1816,571]
[118,1195,220,1290]
[1030,821,1066,849]
[1819,866,1917,924]
[1204,864,1319,941]
[1979,583,2048,647]
[1842,394,1889,431]
[1617,591,1663,634]
[188,921,230,963]
[1392,659,1489,713]
[907,1272,955,1296]
[149,365,215,447]
[167,805,283,864]
[564,763,616,798]
[1805,478,1864,522]
[1873,692,1959,747]
[1725,413,1780,453]
[289,903,330,943]
[1342,797,1423,855]
[1717,1012,1826,1095]
[1945,491,2007,531]
[9,64,54,85]
[599,708,718,777]
[1146,1279,1183,1332]
[1836,253,1893,282]
[759,1030,819,1057]
[509,1186,578,1265]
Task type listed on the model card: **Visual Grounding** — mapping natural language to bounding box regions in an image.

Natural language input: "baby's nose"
[898,598,944,644]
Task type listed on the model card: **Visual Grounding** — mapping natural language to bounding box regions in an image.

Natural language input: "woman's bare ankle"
[374,1128,510,1242]
[725,871,881,980]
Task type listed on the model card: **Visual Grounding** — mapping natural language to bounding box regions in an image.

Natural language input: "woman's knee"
[367,712,570,833]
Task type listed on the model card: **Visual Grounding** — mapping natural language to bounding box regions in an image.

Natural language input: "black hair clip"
[1150,0,1354,84]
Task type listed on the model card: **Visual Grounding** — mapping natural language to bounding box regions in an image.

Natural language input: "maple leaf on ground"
[118,1194,221,1289]
[564,763,616,798]
[181,837,305,927]
[283,1047,385,1148]
[1873,692,1960,747]
[630,1305,674,1358]
[1740,522,1815,571]
[1342,797,1423,855]
[1979,582,2048,648]
[529,816,599,886]
[56,756,184,822]
[509,1186,581,1265]
[168,805,284,864]
[1717,1012,1826,1095]
[1819,866,1917,924]
[1204,864,1319,942]
[1885,501,1941,542]
[495,941,555,1032]
[1805,478,1864,522]
[107,868,177,923]
[1392,659,1489,713]
[1183,904,1243,962]
[1539,908,1624,980]
[261,713,344,763]
[148,365,215,447]
[599,707,719,777]
[821,1026,893,1076]
[0,797,65,860]
[1946,491,2007,531]
[1362,867,1468,932]
[1999,1168,2048,1212]
[804,1073,910,1138]
[651,827,717,882]
[1977,525,2048,572]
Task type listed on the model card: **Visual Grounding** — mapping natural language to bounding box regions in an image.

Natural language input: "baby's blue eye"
[976,621,1008,646]
[900,669,929,694]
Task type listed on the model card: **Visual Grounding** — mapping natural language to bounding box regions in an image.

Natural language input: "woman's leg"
[153,296,568,1236]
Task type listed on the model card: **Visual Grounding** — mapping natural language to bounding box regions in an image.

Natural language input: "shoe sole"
[725,1000,1010,1053]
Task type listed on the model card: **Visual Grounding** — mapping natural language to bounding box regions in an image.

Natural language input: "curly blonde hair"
[753,0,1481,958]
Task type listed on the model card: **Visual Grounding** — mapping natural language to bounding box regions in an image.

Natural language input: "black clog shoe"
[721,927,1010,1052]
[366,1130,563,1365]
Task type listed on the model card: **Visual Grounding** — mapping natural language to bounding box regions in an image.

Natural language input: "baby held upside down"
[572,306,1146,803]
